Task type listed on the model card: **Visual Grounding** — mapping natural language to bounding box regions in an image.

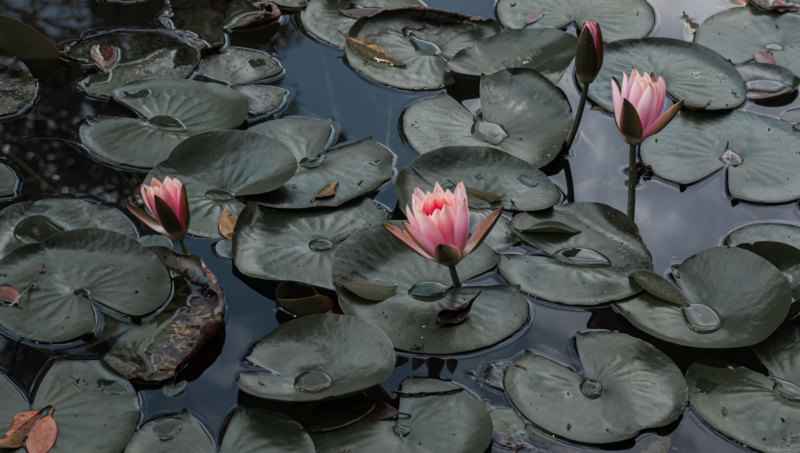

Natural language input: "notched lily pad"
[0,56,38,120]
[402,69,571,168]
[238,313,395,402]
[504,331,688,444]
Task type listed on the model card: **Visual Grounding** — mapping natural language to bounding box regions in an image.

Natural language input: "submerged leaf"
[275,281,333,316]
[343,33,406,67]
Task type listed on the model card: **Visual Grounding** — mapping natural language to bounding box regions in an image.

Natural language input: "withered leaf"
[0,285,20,307]
[26,413,57,453]
[342,33,406,68]
[0,408,51,449]
[89,44,119,72]
[218,208,238,239]
[315,180,340,199]
[437,291,481,326]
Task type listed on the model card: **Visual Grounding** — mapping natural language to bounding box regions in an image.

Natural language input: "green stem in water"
[627,143,638,221]
[447,265,462,288]
[564,82,589,153]
[178,240,189,255]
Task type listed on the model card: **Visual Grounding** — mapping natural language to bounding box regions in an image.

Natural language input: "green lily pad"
[587,38,746,111]
[736,62,800,100]
[233,199,389,289]
[727,222,800,247]
[615,246,792,348]
[196,47,283,85]
[726,223,800,300]
[402,69,571,168]
[640,109,800,203]
[696,8,800,76]
[686,359,800,453]
[0,55,38,119]
[238,313,395,402]
[472,208,517,252]
[0,228,172,343]
[396,146,561,212]
[0,162,19,199]
[499,202,652,305]
[79,78,248,169]
[505,331,688,444]
[753,321,800,384]
[447,28,576,83]
[0,15,60,63]
[0,198,137,259]
[494,0,654,41]
[274,0,309,9]
[235,84,290,117]
[249,116,395,209]
[300,0,425,50]
[344,8,501,90]
[332,224,526,354]
[0,373,28,431]
[311,378,492,453]
[126,411,214,453]
[148,130,297,238]
[220,408,316,452]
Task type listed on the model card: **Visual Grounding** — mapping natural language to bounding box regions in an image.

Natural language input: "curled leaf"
[437,291,481,326]
[343,33,406,68]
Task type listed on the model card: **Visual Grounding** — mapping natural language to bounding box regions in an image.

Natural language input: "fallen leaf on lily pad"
[0,285,20,306]
[0,407,55,451]
[438,291,481,326]
[315,180,340,199]
[754,50,777,64]
[25,413,57,453]
[343,34,406,68]
[218,208,238,239]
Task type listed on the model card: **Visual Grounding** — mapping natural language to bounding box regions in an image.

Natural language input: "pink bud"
[611,68,683,144]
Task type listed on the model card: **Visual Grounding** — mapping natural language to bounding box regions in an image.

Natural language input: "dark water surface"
[0,0,798,451]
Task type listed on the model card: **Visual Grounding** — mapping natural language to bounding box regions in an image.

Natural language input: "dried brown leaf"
[342,34,406,68]
[26,414,57,453]
[218,208,238,239]
[315,180,340,199]
[0,409,44,449]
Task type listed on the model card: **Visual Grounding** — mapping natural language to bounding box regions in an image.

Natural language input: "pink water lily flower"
[128,176,190,246]
[611,68,683,145]
[575,20,603,85]
[384,182,501,268]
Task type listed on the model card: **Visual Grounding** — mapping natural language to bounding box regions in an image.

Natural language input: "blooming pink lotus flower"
[575,20,603,85]
[611,68,683,145]
[128,176,190,245]
[384,182,501,269]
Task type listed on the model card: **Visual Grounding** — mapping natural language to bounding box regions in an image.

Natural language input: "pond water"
[0,0,798,451]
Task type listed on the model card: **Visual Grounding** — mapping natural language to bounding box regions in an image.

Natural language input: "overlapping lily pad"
[0,228,172,343]
[640,109,800,203]
[249,116,395,209]
[0,55,38,119]
[333,224,527,354]
[499,202,652,305]
[238,313,395,402]
[220,408,316,452]
[587,38,746,111]
[300,0,425,49]
[504,331,688,444]
[79,78,248,169]
[234,199,389,289]
[312,378,492,453]
[0,162,19,200]
[616,246,792,348]
[494,0,655,42]
[148,130,297,238]
[696,8,800,76]
[726,222,800,300]
[344,7,501,90]
[126,411,214,452]
[0,198,136,259]
[396,146,561,212]
[447,28,576,83]
[402,69,571,168]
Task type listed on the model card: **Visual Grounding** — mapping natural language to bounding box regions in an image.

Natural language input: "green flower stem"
[447,265,462,288]
[627,143,638,221]
[564,82,590,153]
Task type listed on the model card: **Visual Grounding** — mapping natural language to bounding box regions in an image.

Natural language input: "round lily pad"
[0,228,172,343]
[640,109,800,203]
[499,202,652,306]
[402,69,571,168]
[344,8,501,91]
[300,0,425,49]
[0,55,38,119]
[495,0,654,42]
[249,117,395,209]
[312,378,492,453]
[148,130,298,238]
[587,38,746,111]
[447,28,576,83]
[505,331,688,444]
[686,359,800,453]
[196,47,283,85]
[79,78,248,169]
[696,8,800,76]
[332,224,526,354]
[233,199,389,289]
[126,411,214,453]
[396,146,561,212]
[220,408,316,452]
[726,223,800,300]
[0,198,137,259]
[0,162,19,200]
[238,313,395,402]
[615,246,792,348]
[0,373,28,430]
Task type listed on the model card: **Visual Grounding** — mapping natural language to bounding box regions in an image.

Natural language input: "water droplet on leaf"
[148,115,187,131]
[393,423,412,437]
[299,155,326,168]
[408,282,449,300]
[580,378,603,399]
[471,117,509,145]
[682,304,721,334]
[294,370,333,393]
[308,238,335,251]
[204,189,237,201]
[552,248,611,267]
[766,43,785,51]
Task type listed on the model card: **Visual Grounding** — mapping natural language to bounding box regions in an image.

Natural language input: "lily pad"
[0,55,38,119]
[447,28,576,83]
[344,7,501,90]
[234,199,389,289]
[396,146,561,212]
[504,331,688,444]
[696,8,800,76]
[472,208,517,252]
[196,47,283,85]
[220,408,316,452]
[615,246,792,348]
[0,15,60,63]
[300,0,425,50]
[234,84,290,117]
[333,224,527,354]
[0,228,172,343]
[312,378,492,453]
[402,69,571,167]
[726,223,800,300]
[495,0,654,42]
[587,38,746,111]
[0,162,19,199]
[499,202,652,305]
[238,313,395,402]
[249,117,395,209]
[736,62,800,100]
[753,322,800,384]
[0,374,28,431]
[0,198,137,259]
[79,78,248,169]
[126,411,214,453]
[147,130,298,238]
[640,109,800,203]
[686,359,800,453]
